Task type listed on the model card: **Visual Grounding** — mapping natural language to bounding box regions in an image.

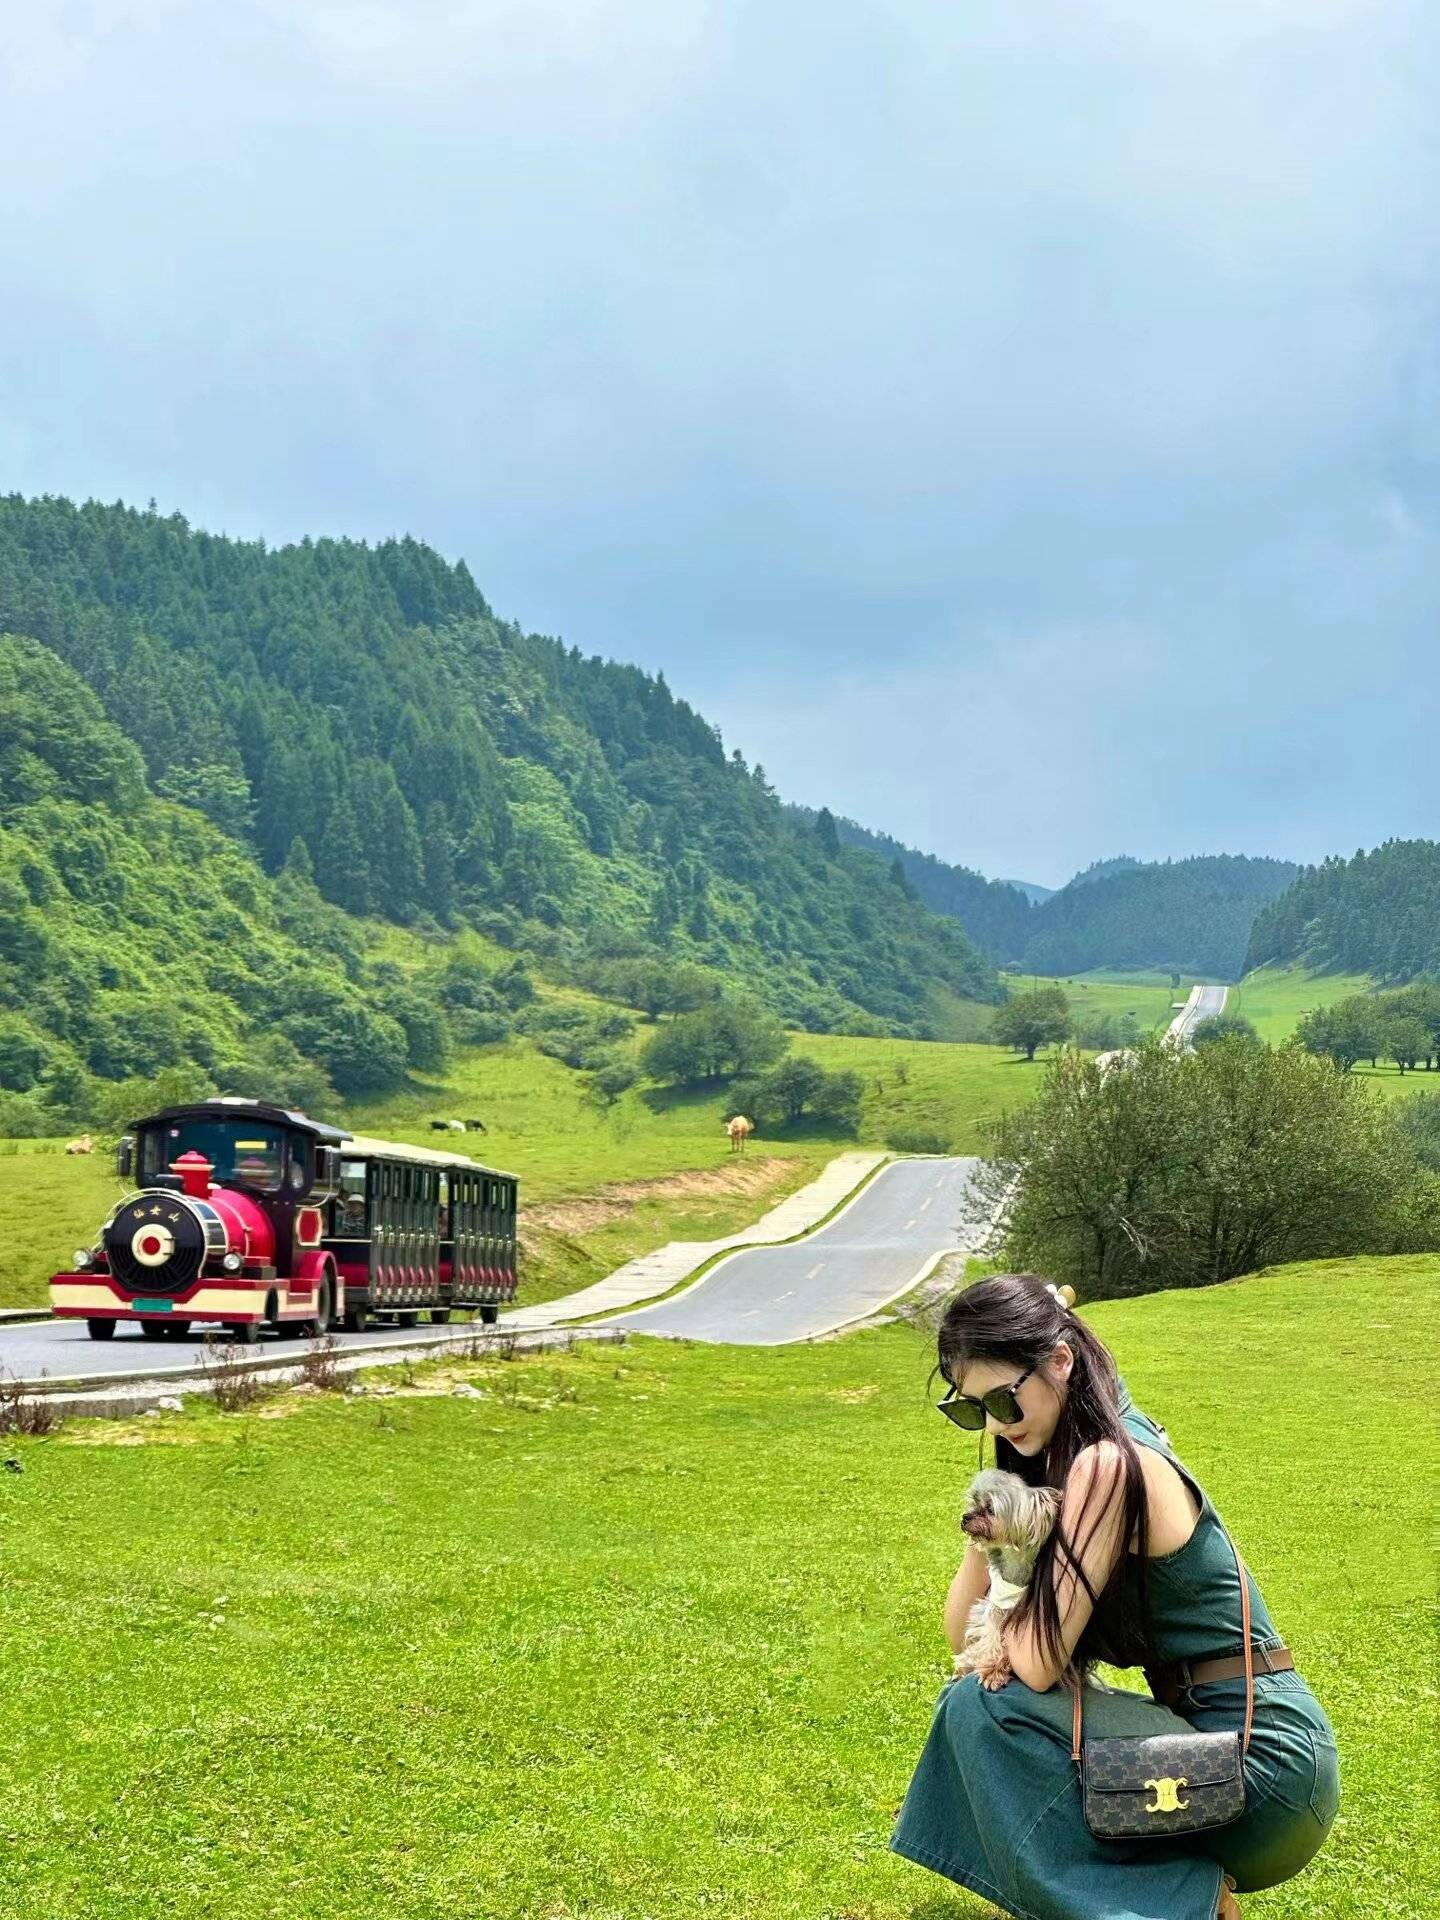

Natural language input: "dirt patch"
[833,1385,879,1403]
[522,1156,797,1238]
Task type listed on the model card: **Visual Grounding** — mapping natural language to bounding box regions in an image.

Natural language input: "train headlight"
[73,1248,92,1271]
[221,1251,243,1273]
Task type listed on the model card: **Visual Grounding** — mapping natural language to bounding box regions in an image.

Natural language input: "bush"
[1073,1011,1142,1052]
[640,1000,786,1086]
[590,1057,639,1104]
[885,1125,955,1155]
[978,1032,1438,1298]
[726,1058,864,1133]
[449,1007,513,1047]
[0,1091,53,1136]
[0,1016,52,1092]
[1190,1010,1260,1049]
[1395,1090,1440,1172]
[215,1034,339,1118]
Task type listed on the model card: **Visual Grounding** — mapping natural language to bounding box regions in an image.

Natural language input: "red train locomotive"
[49,1098,519,1342]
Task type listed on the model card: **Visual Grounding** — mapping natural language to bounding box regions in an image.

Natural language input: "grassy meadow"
[1226,966,1376,1046]
[1229,965,1440,1105]
[0,1250,1427,1918]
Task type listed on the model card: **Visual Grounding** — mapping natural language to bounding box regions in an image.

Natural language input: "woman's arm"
[1004,1441,1128,1692]
[944,1539,992,1656]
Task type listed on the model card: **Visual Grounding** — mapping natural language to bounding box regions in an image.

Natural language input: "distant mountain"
[1025,854,1299,979]
[789,811,1296,979]
[1245,839,1440,982]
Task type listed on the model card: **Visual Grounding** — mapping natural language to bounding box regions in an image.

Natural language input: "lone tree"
[991,986,1072,1060]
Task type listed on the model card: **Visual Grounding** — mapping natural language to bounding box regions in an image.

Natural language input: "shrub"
[0,1091,53,1137]
[200,1341,272,1413]
[449,1007,513,1047]
[1190,1010,1260,1049]
[640,1000,786,1086]
[885,1125,955,1155]
[978,1032,1438,1298]
[1073,1011,1142,1052]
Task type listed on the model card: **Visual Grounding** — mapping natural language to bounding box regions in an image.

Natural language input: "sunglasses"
[936,1365,1036,1431]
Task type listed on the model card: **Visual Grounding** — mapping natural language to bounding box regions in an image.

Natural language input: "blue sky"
[1,2,1435,886]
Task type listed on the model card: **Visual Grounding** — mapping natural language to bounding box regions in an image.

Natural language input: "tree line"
[1245,839,1440,982]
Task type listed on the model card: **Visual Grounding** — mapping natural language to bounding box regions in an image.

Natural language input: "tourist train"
[49,1098,519,1343]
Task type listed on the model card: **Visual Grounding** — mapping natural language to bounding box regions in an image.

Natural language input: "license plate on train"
[135,1298,172,1312]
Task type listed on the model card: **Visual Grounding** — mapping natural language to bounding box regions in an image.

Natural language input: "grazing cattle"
[429,1119,466,1133]
[466,1118,487,1133]
[64,1134,94,1156]
[725,1114,754,1154]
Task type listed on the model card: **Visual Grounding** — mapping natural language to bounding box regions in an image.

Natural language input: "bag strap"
[1069,1520,1254,1762]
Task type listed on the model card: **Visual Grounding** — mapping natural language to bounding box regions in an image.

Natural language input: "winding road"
[595,1155,991,1344]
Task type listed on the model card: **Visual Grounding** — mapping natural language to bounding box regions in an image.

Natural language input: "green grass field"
[1227,966,1440,1106]
[0,1250,1426,1917]
[1027,969,1192,1031]
[1226,966,1376,1045]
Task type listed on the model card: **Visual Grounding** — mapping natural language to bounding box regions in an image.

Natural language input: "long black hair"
[932,1272,1161,1691]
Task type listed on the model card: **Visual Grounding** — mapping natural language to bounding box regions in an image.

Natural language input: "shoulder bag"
[1072,1525,1253,1838]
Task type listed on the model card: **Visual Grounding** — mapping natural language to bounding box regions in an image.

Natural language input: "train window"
[337,1160,368,1236]
[141,1120,287,1191]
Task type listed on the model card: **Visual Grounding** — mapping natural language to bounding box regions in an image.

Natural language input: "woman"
[889,1273,1341,1920]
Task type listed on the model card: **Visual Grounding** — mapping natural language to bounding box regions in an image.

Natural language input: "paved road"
[1169,982,1229,1045]
[0,1312,494,1388]
[594,1155,990,1345]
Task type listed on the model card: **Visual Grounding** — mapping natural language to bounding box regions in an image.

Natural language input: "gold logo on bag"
[1144,1777,1189,1813]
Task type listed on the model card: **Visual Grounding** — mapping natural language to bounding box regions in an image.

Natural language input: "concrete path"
[594,1155,993,1345]
[501,1149,887,1329]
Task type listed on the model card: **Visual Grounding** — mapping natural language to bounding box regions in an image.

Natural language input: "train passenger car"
[326,1136,518,1330]
[49,1097,519,1342]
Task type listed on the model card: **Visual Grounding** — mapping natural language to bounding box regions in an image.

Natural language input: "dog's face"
[960,1467,1062,1554]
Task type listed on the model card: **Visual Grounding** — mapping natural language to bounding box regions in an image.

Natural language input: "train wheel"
[86,1318,116,1340]
[343,1302,371,1333]
[479,1304,500,1325]
[395,1309,419,1329]
[230,1320,262,1345]
[430,1308,452,1325]
[306,1277,333,1339]
[140,1322,167,1341]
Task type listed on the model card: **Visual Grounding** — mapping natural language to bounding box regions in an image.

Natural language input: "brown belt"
[1144,1641,1295,1708]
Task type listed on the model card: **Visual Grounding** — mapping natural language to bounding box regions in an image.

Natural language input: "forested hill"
[1020,854,1297,977]
[0,494,997,1049]
[1245,840,1440,982]
[788,805,1295,978]
[786,805,1035,963]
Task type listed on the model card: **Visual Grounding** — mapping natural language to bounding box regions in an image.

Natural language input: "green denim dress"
[889,1377,1341,1919]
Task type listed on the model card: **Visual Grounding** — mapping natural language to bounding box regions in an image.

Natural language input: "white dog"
[952,1466,1081,1692]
